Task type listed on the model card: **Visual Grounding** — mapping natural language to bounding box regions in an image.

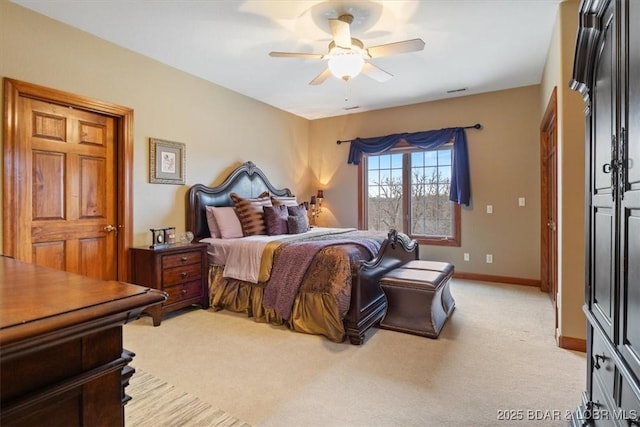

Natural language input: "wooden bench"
[378,260,455,338]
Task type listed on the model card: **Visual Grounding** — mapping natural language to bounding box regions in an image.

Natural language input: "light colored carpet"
[124,279,585,427]
[126,370,251,427]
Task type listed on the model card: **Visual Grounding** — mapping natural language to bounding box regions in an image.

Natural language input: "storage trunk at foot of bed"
[344,230,418,345]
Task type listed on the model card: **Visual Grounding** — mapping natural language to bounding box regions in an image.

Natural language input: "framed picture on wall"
[149,138,185,184]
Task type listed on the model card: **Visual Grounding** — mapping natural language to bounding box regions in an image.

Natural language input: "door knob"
[104,225,116,232]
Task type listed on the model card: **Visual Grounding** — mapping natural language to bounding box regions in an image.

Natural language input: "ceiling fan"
[269,13,425,85]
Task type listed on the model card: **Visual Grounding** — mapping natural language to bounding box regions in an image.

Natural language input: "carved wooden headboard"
[186,161,293,240]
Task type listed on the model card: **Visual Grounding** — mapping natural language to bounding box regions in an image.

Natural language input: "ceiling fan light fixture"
[328,51,364,81]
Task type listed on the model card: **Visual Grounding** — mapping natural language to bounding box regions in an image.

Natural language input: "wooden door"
[23,98,116,279]
[3,79,134,281]
[541,87,558,327]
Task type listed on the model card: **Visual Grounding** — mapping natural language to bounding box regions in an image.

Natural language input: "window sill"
[412,236,461,247]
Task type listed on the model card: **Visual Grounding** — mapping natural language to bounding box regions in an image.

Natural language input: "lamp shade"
[328,52,364,80]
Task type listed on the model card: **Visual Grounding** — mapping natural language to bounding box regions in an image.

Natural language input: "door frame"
[3,78,134,281]
[540,87,558,313]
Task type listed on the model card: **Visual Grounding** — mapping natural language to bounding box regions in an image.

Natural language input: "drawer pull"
[594,353,607,369]
[180,256,188,263]
[181,272,188,279]
[181,289,187,295]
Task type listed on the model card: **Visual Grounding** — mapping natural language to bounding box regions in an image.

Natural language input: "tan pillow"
[271,195,298,207]
[205,205,221,238]
[230,191,271,236]
[209,206,243,239]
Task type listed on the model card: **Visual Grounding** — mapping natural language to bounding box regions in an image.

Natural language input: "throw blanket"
[262,237,382,320]
[222,227,355,283]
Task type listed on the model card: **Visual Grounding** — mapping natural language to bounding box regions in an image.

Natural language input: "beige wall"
[2,1,587,343]
[540,0,586,342]
[309,85,542,280]
[0,1,311,248]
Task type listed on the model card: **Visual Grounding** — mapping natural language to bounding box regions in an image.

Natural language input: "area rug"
[126,369,251,427]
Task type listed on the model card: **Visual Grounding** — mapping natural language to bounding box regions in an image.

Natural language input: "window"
[361,145,461,246]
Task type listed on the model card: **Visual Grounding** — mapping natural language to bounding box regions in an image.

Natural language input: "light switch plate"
[518,197,526,207]
[486,205,493,214]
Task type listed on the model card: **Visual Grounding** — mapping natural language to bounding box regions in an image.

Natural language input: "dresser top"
[0,257,165,345]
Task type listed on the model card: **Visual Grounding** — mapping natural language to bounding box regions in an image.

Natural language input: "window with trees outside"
[361,145,461,246]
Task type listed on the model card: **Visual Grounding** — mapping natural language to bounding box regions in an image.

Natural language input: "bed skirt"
[208,265,346,342]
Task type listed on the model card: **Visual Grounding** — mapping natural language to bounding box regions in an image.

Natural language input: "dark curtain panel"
[347,127,471,206]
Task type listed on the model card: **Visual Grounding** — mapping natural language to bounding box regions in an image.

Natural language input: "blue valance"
[347,127,471,206]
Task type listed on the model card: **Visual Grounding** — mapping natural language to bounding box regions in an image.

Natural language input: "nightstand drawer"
[163,263,202,286]
[164,280,203,305]
[162,251,201,268]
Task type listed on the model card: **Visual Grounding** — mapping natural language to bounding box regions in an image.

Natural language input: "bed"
[186,161,418,344]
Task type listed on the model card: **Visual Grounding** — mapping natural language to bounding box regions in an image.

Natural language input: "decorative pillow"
[287,215,309,234]
[287,204,310,232]
[287,204,307,217]
[271,195,298,207]
[209,206,243,239]
[230,191,271,236]
[205,205,221,238]
[263,204,289,235]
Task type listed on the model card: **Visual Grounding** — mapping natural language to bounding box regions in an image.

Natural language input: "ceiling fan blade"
[269,51,324,59]
[366,38,425,58]
[329,15,352,48]
[309,68,332,85]
[362,62,393,82]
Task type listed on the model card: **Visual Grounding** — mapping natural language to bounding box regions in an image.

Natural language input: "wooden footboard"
[343,230,418,345]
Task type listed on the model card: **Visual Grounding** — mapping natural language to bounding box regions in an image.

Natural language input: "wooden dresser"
[0,256,166,426]
[570,0,640,424]
[130,243,209,326]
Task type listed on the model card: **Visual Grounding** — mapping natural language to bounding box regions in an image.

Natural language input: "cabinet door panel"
[590,6,617,341]
[593,207,615,335]
[593,17,615,194]
[626,0,640,190]
[619,200,640,380]
[618,0,640,383]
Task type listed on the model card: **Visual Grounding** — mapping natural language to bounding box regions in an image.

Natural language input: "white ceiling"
[13,0,564,120]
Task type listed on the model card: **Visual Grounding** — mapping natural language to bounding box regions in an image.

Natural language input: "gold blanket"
[209,230,385,343]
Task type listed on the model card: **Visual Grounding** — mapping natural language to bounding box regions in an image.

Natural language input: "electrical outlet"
[486,205,493,214]
[518,197,526,207]
[464,253,470,261]
[486,254,493,264]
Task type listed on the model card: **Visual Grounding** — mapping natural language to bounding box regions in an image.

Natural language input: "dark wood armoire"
[570,0,640,425]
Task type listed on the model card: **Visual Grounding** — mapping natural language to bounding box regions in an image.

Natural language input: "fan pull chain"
[344,78,350,102]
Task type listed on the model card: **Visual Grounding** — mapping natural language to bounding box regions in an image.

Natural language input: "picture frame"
[149,138,186,184]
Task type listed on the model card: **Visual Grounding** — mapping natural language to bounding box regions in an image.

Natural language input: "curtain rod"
[335,123,483,145]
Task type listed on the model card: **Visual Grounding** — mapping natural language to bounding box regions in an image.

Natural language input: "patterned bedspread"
[262,233,382,319]
[221,227,357,283]
[207,228,387,341]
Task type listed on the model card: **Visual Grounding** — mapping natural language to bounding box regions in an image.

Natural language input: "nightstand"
[130,243,209,326]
